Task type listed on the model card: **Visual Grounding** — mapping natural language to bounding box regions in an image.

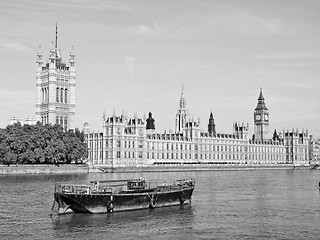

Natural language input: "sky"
[0,0,319,138]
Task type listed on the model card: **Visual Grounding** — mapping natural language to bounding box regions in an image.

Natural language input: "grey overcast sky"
[0,0,319,138]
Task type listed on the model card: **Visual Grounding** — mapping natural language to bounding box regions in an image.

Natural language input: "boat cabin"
[127,178,147,190]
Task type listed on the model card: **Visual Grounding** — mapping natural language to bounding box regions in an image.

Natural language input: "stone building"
[85,88,311,167]
[35,24,76,130]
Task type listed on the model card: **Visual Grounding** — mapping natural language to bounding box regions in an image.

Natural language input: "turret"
[233,122,249,140]
[146,112,155,134]
[36,45,43,71]
[208,112,216,136]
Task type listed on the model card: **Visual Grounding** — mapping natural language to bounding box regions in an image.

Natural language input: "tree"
[0,123,87,165]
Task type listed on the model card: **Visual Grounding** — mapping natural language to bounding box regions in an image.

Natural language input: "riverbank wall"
[88,164,311,173]
[0,164,89,175]
[0,164,312,175]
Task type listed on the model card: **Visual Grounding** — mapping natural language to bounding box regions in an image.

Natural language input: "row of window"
[87,140,144,149]
[145,152,285,161]
[41,115,49,125]
[88,150,288,162]
[87,138,305,157]
[41,87,49,104]
[88,150,143,160]
[116,140,144,149]
[146,141,285,153]
[56,88,68,103]
[57,77,69,83]
[56,116,68,131]
[147,144,284,154]
[117,151,143,159]
[40,87,68,104]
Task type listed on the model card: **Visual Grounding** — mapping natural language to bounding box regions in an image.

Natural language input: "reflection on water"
[50,204,195,239]
[1,170,320,239]
[52,204,194,230]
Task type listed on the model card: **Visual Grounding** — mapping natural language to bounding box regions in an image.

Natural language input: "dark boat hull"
[54,187,194,214]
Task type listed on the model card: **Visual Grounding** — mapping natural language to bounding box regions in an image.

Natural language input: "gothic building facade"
[35,25,76,130]
[84,88,311,167]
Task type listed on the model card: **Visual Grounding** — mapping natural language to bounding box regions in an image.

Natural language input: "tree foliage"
[0,123,87,165]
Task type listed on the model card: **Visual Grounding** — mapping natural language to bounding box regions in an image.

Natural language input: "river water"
[1,169,320,239]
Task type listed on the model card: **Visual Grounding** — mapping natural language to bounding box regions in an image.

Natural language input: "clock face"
[255,114,261,121]
[264,114,268,121]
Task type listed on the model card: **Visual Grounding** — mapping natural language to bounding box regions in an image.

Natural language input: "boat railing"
[54,183,115,195]
[54,178,195,195]
[175,178,195,187]
[147,178,195,192]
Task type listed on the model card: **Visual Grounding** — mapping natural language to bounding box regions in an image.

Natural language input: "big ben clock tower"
[254,88,269,141]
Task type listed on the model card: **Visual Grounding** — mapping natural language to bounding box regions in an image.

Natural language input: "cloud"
[160,63,227,74]
[64,0,134,11]
[125,57,135,80]
[0,41,32,53]
[269,61,320,68]
[126,16,185,39]
[126,23,167,38]
[0,0,134,12]
[272,99,320,123]
[257,50,320,68]
[0,88,35,127]
[0,88,34,106]
[258,50,320,60]
[236,15,282,35]
[193,3,283,37]
[212,11,283,36]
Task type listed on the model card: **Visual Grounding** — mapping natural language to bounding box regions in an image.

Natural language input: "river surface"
[1,169,320,239]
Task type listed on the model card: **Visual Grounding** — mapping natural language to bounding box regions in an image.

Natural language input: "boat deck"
[54,178,195,195]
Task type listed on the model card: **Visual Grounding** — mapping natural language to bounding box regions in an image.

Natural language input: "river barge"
[52,178,195,214]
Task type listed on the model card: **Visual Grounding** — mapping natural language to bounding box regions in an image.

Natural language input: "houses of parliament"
[10,26,312,167]
[84,86,311,167]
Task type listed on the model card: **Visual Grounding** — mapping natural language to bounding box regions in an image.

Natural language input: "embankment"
[89,164,311,173]
[0,164,89,175]
[0,164,312,175]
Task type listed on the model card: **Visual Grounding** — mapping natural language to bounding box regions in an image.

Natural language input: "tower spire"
[181,84,184,98]
[55,22,58,49]
[208,111,216,136]
[179,84,186,109]
[175,85,188,133]
[258,87,264,101]
[255,88,268,110]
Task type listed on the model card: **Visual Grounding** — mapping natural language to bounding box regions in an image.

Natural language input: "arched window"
[60,88,63,103]
[45,88,48,103]
[64,117,68,131]
[56,88,59,102]
[60,116,63,126]
[65,89,68,103]
[56,116,59,125]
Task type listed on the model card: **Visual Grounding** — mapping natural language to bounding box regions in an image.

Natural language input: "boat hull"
[54,187,194,214]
